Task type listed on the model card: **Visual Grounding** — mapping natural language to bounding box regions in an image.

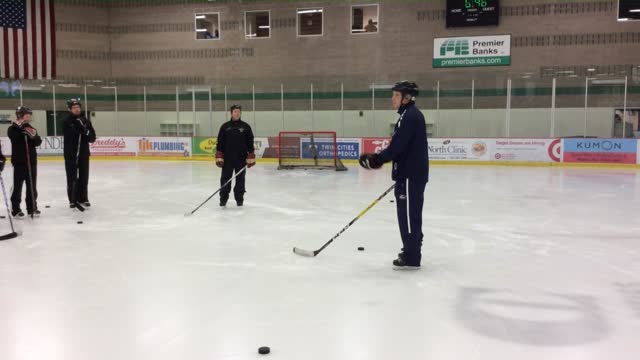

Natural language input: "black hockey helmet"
[391,81,419,99]
[230,104,242,112]
[15,106,33,118]
[67,98,82,109]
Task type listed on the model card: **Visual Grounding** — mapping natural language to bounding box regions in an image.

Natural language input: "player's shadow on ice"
[456,287,607,346]
[617,282,640,318]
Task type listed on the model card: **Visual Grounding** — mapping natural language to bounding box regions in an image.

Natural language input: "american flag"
[0,0,56,80]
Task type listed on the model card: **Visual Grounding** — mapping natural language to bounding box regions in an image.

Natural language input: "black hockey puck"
[77,221,83,224]
[45,205,51,208]
[258,346,270,355]
[358,247,365,251]
[0,216,5,219]
[390,200,394,203]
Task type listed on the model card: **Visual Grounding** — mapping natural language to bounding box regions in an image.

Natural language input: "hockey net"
[277,131,347,171]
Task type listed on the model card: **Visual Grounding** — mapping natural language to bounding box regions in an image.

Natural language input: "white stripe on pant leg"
[406,178,411,234]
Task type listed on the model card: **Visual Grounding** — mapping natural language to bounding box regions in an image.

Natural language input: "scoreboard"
[446,0,500,27]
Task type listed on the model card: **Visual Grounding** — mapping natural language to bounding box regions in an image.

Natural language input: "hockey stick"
[24,135,37,219]
[184,165,248,217]
[293,183,395,257]
[0,173,19,240]
[71,133,85,212]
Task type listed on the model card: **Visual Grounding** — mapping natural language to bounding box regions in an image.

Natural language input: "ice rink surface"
[0,160,639,360]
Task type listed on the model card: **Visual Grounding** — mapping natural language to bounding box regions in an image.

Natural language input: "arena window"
[195,13,220,40]
[245,10,270,39]
[352,4,379,34]
[297,8,323,37]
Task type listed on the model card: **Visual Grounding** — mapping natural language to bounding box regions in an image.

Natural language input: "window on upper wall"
[195,13,220,40]
[245,10,271,39]
[618,0,640,21]
[352,4,379,34]
[297,8,323,37]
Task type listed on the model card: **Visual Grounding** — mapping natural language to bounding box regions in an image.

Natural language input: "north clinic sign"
[433,35,511,68]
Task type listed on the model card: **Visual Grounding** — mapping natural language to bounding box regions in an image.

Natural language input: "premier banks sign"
[433,35,511,68]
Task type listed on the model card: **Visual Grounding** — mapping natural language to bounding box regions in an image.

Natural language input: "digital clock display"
[446,0,500,27]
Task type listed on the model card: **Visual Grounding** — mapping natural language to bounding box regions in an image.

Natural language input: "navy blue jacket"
[378,102,429,182]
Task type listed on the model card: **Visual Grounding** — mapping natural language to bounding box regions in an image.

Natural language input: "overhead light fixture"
[20,86,44,91]
[258,25,270,29]
[591,79,625,85]
[195,15,206,19]
[629,9,640,13]
[618,18,629,21]
[196,28,207,32]
[298,9,322,14]
[587,68,596,72]
[369,84,393,90]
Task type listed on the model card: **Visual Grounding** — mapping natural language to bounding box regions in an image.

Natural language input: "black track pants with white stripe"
[394,178,427,264]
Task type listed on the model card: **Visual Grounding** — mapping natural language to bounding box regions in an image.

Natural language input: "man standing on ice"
[215,104,256,207]
[359,81,429,270]
[63,99,97,209]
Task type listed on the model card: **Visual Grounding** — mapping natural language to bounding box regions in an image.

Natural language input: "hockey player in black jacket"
[63,98,97,209]
[8,106,42,219]
[215,104,255,207]
[359,81,429,270]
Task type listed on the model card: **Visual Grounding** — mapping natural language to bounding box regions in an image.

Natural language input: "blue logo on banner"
[301,141,360,160]
[563,139,637,153]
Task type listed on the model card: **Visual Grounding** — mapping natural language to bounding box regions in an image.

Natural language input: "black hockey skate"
[11,209,25,219]
[220,194,229,207]
[28,209,41,218]
[392,253,421,271]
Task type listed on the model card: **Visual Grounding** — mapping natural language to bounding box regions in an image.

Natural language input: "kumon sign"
[433,35,511,68]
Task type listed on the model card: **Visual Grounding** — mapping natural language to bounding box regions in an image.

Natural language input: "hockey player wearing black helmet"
[359,81,429,270]
[7,106,42,219]
[63,98,96,209]
[215,104,255,207]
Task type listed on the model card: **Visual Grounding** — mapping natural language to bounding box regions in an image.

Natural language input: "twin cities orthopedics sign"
[433,35,511,68]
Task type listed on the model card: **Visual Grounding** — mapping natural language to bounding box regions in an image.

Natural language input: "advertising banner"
[563,138,637,164]
[490,138,561,162]
[0,137,11,156]
[301,138,361,160]
[192,137,217,156]
[37,136,64,156]
[253,137,269,158]
[362,137,391,154]
[433,35,511,68]
[137,137,191,157]
[90,137,137,157]
[429,138,491,161]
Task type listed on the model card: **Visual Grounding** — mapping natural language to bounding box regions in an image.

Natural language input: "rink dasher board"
[0,136,638,167]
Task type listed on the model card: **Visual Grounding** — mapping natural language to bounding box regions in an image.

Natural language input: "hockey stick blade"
[75,202,86,212]
[292,184,396,258]
[0,231,19,241]
[293,247,317,257]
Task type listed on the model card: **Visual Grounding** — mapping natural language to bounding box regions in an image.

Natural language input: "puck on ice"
[45,205,51,208]
[77,221,83,224]
[358,247,365,251]
[0,216,5,219]
[258,346,270,355]
[390,200,394,203]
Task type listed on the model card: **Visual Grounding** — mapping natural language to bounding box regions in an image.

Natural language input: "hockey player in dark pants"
[8,107,42,219]
[359,81,429,270]
[63,99,97,209]
[215,104,256,207]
